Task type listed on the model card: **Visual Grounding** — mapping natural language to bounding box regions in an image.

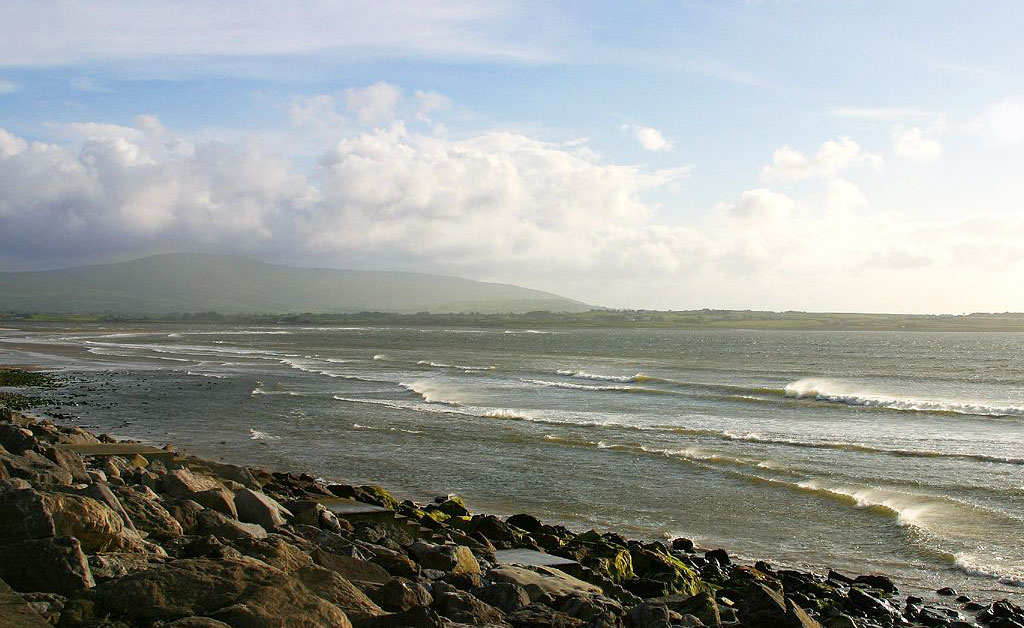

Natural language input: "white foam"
[483,408,535,420]
[556,369,640,382]
[953,553,1024,587]
[353,422,423,435]
[525,378,633,392]
[418,360,495,371]
[785,378,1024,416]
[399,379,465,405]
[373,354,387,361]
[186,370,226,379]
[249,429,280,440]
[504,329,550,334]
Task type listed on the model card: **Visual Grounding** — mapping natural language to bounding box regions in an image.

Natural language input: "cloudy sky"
[2,1,1024,313]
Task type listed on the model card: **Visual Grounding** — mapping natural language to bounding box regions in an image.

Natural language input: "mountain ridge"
[0,253,591,314]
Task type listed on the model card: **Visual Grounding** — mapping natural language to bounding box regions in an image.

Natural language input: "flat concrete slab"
[494,549,578,567]
[0,578,51,628]
[56,443,178,465]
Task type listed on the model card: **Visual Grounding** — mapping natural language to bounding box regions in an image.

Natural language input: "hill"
[0,254,591,315]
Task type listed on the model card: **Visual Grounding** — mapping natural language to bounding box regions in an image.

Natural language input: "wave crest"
[785,378,1024,417]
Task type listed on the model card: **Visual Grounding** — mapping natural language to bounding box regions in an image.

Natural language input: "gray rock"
[233,488,292,529]
[159,468,225,497]
[433,590,506,625]
[0,536,95,595]
[195,508,268,540]
[313,548,392,585]
[471,582,532,613]
[19,592,66,625]
[191,487,239,519]
[112,484,184,539]
[409,541,481,575]
[370,577,433,612]
[295,563,386,625]
[0,488,55,543]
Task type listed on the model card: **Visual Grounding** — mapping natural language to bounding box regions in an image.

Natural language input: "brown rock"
[191,487,238,519]
[0,536,95,595]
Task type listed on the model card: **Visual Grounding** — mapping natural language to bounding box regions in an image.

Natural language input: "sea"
[1,324,1021,601]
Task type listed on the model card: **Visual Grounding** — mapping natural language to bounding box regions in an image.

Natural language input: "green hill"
[0,254,591,315]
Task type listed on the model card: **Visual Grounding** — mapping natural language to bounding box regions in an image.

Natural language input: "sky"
[2,1,1024,313]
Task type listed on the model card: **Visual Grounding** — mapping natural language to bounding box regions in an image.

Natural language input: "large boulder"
[191,487,239,519]
[233,488,292,530]
[159,468,226,497]
[91,557,352,627]
[39,491,148,553]
[295,564,386,625]
[0,487,55,542]
[738,582,823,628]
[0,449,73,486]
[629,547,704,597]
[471,582,532,613]
[195,509,268,540]
[313,548,392,585]
[112,484,184,539]
[370,577,433,612]
[433,590,506,626]
[490,565,603,603]
[409,541,481,575]
[0,536,94,595]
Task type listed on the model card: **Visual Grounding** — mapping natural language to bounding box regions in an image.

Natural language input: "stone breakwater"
[0,408,1020,628]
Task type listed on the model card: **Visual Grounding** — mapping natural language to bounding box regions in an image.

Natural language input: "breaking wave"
[784,378,1024,417]
[249,429,280,440]
[353,422,423,435]
[418,360,496,371]
[556,369,645,382]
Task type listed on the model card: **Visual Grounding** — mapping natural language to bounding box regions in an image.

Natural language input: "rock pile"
[0,408,1020,628]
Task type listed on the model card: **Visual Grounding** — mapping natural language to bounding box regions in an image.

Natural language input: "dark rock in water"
[370,577,433,612]
[435,496,470,517]
[671,537,694,552]
[507,513,543,533]
[853,574,896,594]
[827,569,855,585]
[433,590,506,625]
[907,595,924,605]
[328,484,399,509]
[0,536,94,595]
[704,548,731,566]
[507,603,584,628]
[955,594,972,603]
[738,582,823,628]
[470,582,531,614]
[848,586,901,623]
[978,600,1024,624]
[937,586,957,596]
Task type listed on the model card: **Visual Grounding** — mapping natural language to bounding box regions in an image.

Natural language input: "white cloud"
[345,82,402,126]
[761,137,881,182]
[0,79,18,94]
[891,126,942,162]
[973,97,1024,146]
[629,126,674,152]
[69,77,112,92]
[0,0,556,67]
[1,113,1023,313]
[829,107,937,121]
[414,90,452,125]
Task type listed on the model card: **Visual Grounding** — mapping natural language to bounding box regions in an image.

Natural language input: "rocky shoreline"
[0,406,1021,628]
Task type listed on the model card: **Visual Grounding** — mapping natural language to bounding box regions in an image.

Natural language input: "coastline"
[0,393,1021,627]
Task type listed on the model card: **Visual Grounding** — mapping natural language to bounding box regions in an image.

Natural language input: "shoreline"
[1,393,1021,627]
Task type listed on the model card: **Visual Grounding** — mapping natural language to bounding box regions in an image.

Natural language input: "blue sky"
[2,1,1024,312]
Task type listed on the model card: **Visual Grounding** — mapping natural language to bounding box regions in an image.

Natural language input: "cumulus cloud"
[627,125,674,152]
[345,82,402,126]
[890,126,942,162]
[1,112,1022,313]
[761,137,881,182]
[414,90,451,124]
[973,97,1024,146]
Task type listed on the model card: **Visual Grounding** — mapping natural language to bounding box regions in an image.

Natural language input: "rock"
[937,587,957,596]
[364,606,445,628]
[112,484,184,539]
[81,481,136,531]
[19,591,66,624]
[87,552,153,581]
[165,618,234,628]
[671,538,695,552]
[328,484,399,510]
[628,601,672,628]
[409,541,481,575]
[166,498,206,533]
[853,574,896,594]
[704,549,731,566]
[739,582,823,628]
[191,487,238,519]
[433,590,505,625]
[92,557,352,627]
[42,446,91,483]
[232,536,313,573]
[507,603,584,628]
[369,548,421,578]
[0,423,36,454]
[0,449,73,486]
[651,591,721,628]
[295,564,386,625]
[0,536,94,595]
[39,491,147,553]
[848,587,901,624]
[233,488,292,529]
[435,496,470,517]
[824,614,859,628]
[195,509,268,540]
[314,548,392,584]
[629,547,704,597]
[471,582,532,613]
[490,565,603,602]
[159,468,225,497]
[370,577,433,612]
[0,487,55,542]
[506,513,543,533]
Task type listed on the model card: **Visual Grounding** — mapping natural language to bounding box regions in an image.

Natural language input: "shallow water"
[2,324,1022,600]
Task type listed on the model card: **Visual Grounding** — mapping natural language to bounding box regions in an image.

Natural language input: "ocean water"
[1,324,1022,600]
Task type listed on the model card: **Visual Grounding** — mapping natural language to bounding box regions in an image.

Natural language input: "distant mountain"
[0,254,591,315]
